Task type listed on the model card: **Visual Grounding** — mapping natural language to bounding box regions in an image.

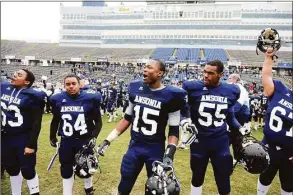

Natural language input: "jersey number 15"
[132,105,160,136]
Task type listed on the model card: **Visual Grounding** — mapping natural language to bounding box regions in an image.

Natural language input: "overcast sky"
[1,2,146,43]
[1,2,291,43]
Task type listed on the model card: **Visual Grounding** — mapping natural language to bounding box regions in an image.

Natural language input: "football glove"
[239,126,251,136]
[96,140,111,156]
[244,122,251,130]
[87,137,96,148]
[163,156,173,167]
[182,122,198,135]
[163,144,176,167]
[50,137,58,148]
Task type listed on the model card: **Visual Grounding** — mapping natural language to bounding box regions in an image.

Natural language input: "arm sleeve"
[124,101,134,122]
[233,102,242,113]
[49,97,60,141]
[180,100,191,120]
[180,82,191,120]
[26,107,43,149]
[92,96,102,138]
[168,110,180,138]
[50,114,60,141]
[226,107,241,130]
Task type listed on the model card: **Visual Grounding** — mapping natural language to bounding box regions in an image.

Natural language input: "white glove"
[244,122,251,130]
[183,123,198,134]
[181,118,198,135]
[239,126,251,135]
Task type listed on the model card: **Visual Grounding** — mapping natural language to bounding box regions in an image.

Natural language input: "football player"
[259,91,268,128]
[116,81,125,112]
[181,60,249,195]
[257,49,293,195]
[96,80,102,95]
[122,85,129,118]
[97,59,186,195]
[1,69,45,195]
[250,90,262,130]
[228,74,251,164]
[50,74,102,195]
[106,82,118,122]
[228,74,251,127]
[100,83,108,117]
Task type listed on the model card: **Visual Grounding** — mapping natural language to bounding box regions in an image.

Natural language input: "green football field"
[1,114,281,195]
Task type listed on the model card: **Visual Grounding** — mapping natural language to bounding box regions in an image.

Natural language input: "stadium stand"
[1,40,152,61]
[203,48,228,62]
[177,48,189,61]
[227,50,292,67]
[150,48,175,60]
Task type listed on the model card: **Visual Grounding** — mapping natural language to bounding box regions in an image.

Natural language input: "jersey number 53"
[1,102,23,127]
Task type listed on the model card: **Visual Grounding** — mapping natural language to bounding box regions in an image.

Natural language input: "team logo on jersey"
[139,86,143,90]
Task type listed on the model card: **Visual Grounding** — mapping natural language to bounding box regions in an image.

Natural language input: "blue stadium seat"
[151,48,175,61]
[203,48,228,62]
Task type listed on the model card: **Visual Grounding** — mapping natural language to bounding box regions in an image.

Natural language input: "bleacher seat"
[151,48,175,60]
[203,48,228,62]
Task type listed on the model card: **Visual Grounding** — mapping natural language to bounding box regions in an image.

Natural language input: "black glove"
[163,144,177,167]
[163,156,173,167]
[50,137,58,147]
[97,140,111,156]
[87,137,96,148]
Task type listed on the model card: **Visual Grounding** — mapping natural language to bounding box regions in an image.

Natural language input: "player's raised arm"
[262,48,276,97]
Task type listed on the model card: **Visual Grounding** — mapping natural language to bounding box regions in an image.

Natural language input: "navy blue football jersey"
[123,86,129,101]
[117,85,124,99]
[260,94,268,108]
[101,87,108,102]
[107,86,117,103]
[128,80,186,143]
[1,82,46,135]
[50,90,101,139]
[263,80,293,149]
[182,80,240,137]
